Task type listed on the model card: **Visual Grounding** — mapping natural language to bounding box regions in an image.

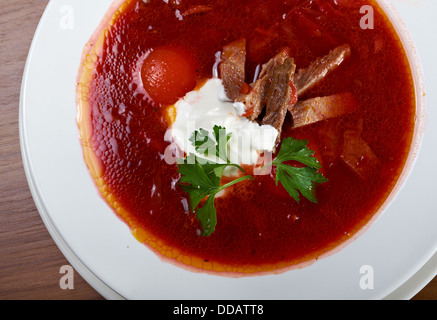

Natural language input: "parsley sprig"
[189,125,232,163]
[179,126,252,236]
[264,138,328,204]
[177,126,327,236]
[178,160,253,236]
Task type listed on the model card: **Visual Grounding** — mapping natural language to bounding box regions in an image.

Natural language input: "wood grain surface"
[0,0,435,300]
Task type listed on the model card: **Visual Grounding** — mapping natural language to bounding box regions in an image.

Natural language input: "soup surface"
[77,0,416,275]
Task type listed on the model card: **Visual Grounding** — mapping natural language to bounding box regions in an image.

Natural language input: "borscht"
[77,0,416,275]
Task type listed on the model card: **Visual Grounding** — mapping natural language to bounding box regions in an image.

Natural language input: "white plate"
[20,0,437,300]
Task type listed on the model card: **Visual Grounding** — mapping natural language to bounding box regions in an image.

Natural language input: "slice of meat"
[317,121,342,168]
[261,57,297,141]
[237,77,268,120]
[218,38,247,101]
[258,48,291,79]
[340,129,380,179]
[294,44,351,97]
[237,48,291,121]
[316,117,364,169]
[290,92,357,128]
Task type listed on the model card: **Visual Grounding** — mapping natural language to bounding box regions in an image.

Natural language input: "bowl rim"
[19,0,430,300]
[75,0,429,276]
[310,0,427,272]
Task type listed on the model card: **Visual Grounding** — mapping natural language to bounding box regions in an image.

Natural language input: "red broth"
[77,0,416,274]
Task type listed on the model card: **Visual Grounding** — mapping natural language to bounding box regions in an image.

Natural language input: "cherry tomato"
[141,47,197,105]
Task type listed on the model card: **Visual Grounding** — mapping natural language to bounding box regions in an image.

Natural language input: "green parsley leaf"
[179,130,327,237]
[269,138,328,203]
[178,157,253,236]
[178,127,252,236]
[189,128,216,157]
[190,125,232,162]
[195,195,217,236]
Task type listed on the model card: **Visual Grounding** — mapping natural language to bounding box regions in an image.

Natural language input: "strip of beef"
[294,44,351,97]
[232,44,352,147]
[290,92,357,128]
[238,45,350,123]
[340,129,380,179]
[261,57,297,142]
[237,48,291,121]
[218,38,247,101]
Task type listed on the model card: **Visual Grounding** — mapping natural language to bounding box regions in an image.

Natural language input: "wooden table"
[0,0,435,300]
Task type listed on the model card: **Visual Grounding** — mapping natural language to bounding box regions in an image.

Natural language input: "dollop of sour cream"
[169,78,278,166]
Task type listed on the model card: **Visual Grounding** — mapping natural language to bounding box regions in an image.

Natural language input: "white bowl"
[20,0,435,300]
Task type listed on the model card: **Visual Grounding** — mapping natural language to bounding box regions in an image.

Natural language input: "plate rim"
[18,0,125,300]
[18,0,436,300]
